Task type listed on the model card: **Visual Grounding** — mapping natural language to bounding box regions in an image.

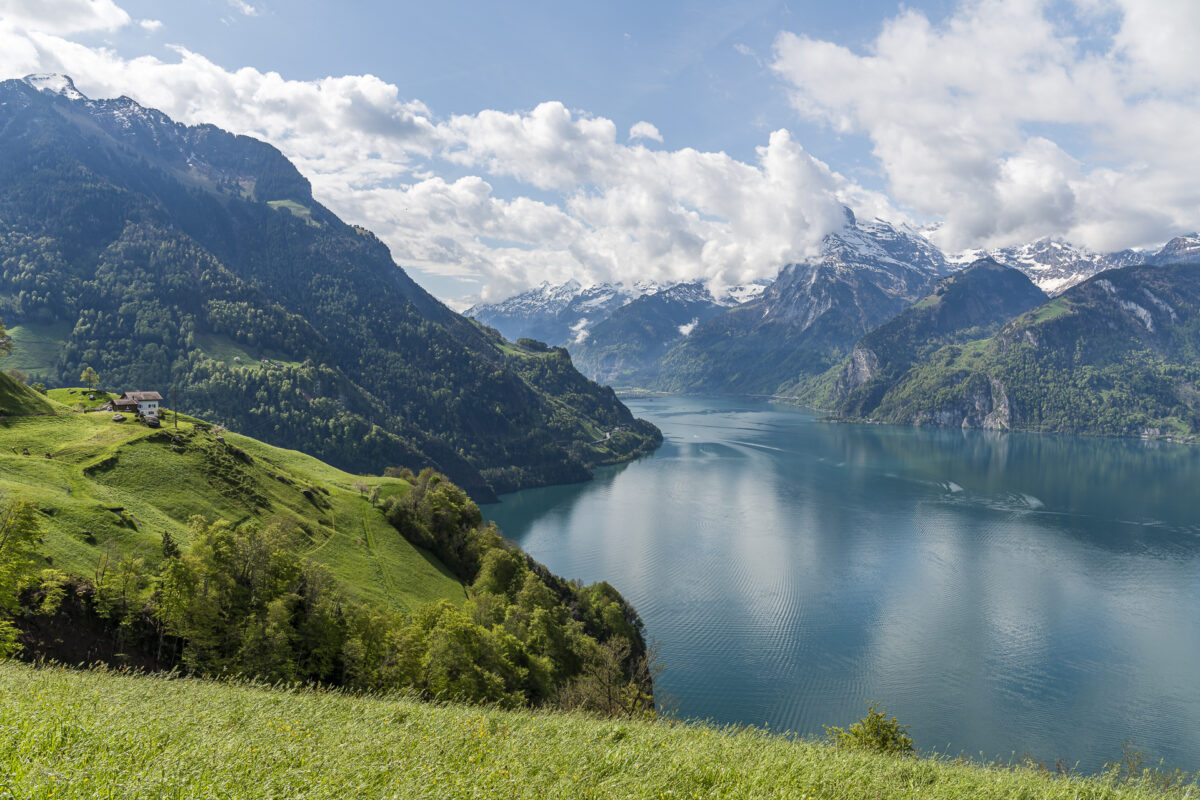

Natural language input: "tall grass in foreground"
[0,662,1195,800]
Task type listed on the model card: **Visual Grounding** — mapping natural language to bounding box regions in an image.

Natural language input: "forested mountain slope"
[0,75,658,499]
[816,259,1048,414]
[860,261,1200,437]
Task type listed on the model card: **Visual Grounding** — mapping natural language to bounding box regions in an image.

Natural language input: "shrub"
[824,702,915,755]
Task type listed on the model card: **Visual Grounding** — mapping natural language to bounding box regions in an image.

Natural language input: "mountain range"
[466,278,769,349]
[953,237,1152,295]
[653,213,950,395]
[471,213,1200,412]
[0,74,659,500]
[569,282,739,385]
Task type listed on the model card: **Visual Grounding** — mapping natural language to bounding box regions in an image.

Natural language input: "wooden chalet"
[108,391,163,416]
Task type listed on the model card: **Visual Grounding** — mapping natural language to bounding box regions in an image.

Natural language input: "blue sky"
[2,0,1199,304]
[100,1,920,165]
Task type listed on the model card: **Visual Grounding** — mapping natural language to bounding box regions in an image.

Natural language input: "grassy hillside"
[0,370,652,712]
[0,369,57,415]
[0,376,462,611]
[0,662,1191,800]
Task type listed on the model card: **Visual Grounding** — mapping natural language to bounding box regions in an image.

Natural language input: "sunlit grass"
[0,400,462,611]
[1,662,1194,800]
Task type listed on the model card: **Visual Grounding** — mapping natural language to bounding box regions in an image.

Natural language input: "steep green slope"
[865,262,1200,437]
[0,375,462,611]
[2,663,1190,800]
[811,259,1047,413]
[0,75,658,500]
[0,369,57,415]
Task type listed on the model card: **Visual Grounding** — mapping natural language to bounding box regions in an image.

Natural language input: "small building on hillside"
[115,391,163,416]
[112,397,138,413]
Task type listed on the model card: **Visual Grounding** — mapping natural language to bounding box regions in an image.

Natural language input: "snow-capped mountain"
[23,73,86,101]
[1147,233,1200,266]
[764,212,949,326]
[467,277,772,346]
[726,281,771,304]
[570,282,733,384]
[951,233,1200,296]
[951,238,1144,296]
[466,281,646,346]
[653,212,951,395]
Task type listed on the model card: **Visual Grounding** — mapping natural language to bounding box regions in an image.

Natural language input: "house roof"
[113,398,138,408]
[120,391,163,402]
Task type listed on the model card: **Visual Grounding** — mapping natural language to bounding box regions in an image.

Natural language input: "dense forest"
[0,77,658,500]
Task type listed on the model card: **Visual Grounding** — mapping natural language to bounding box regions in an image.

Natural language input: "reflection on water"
[484,397,1200,773]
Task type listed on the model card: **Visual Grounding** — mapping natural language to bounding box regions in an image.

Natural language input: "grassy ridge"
[1,662,1191,800]
[0,380,462,611]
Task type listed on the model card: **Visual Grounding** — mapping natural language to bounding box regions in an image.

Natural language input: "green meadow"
[0,377,462,611]
[1,662,1195,800]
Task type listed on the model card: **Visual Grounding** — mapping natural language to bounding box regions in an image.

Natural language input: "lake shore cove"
[1,662,1194,800]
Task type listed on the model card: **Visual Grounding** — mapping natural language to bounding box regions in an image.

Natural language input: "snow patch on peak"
[954,237,1149,296]
[723,281,771,305]
[23,73,85,101]
[820,216,948,277]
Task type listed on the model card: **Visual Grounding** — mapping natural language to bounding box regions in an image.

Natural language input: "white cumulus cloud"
[0,0,130,34]
[771,0,1200,253]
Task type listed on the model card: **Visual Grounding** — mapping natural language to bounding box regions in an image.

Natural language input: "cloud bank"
[771,0,1200,253]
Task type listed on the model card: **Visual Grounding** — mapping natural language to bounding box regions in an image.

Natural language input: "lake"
[483,396,1200,773]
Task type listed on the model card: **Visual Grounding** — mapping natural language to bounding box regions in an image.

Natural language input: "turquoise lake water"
[483,396,1200,773]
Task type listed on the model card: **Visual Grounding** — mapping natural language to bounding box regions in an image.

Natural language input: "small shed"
[112,397,138,413]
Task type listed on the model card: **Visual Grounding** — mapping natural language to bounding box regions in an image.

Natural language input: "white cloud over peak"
[771,0,1200,253]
